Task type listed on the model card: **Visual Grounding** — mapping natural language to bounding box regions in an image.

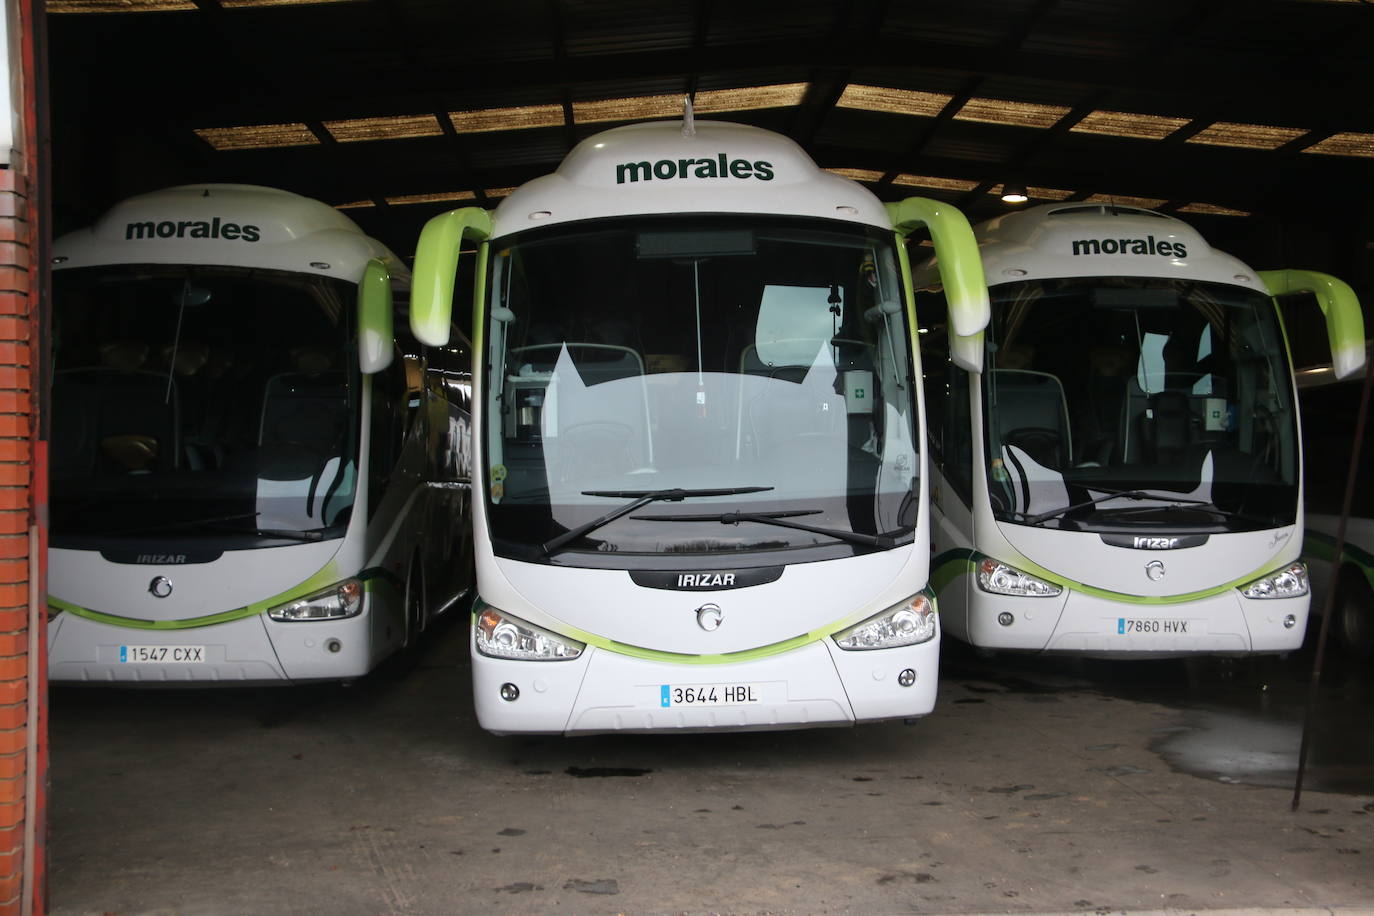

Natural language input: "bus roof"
[53,184,408,283]
[920,203,1266,295]
[491,119,891,235]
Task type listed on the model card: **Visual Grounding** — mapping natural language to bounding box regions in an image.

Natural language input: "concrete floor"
[48,613,1374,916]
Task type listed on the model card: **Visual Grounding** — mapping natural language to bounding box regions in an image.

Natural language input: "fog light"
[325,638,342,654]
[1283,614,1297,629]
[897,668,917,687]
[500,682,520,702]
[997,612,1014,627]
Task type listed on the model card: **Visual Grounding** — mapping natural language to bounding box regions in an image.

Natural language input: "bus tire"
[1334,569,1374,660]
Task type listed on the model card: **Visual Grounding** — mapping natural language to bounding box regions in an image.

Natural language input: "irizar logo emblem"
[137,554,189,564]
[125,217,262,243]
[148,576,174,598]
[1071,236,1187,258]
[1133,537,1180,550]
[677,572,737,588]
[1145,560,1166,582]
[695,603,724,632]
[616,154,775,185]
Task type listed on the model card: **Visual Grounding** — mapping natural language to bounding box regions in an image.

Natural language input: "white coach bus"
[917,202,1365,656]
[47,184,472,682]
[407,114,990,733]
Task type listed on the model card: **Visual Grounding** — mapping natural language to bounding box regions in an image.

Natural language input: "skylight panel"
[1301,132,1374,158]
[835,85,953,117]
[986,184,1075,201]
[825,168,885,183]
[891,174,978,192]
[384,191,478,206]
[449,104,565,133]
[1070,111,1189,140]
[695,83,809,112]
[953,98,1071,129]
[1177,202,1251,217]
[47,0,197,11]
[572,94,683,124]
[1186,122,1309,150]
[194,123,319,150]
[1084,193,1167,209]
[323,115,444,143]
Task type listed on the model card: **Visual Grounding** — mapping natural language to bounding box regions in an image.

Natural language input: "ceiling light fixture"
[1000,183,1029,204]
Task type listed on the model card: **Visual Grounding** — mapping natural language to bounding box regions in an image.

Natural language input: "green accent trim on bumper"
[932,546,1297,606]
[45,562,396,630]
[474,590,936,666]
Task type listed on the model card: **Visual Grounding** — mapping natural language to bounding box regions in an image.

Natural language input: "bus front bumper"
[967,587,1309,656]
[469,631,940,735]
[47,606,383,684]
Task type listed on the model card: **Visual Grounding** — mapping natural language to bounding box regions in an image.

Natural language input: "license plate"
[1116,618,1194,635]
[660,683,761,707]
[120,645,206,664]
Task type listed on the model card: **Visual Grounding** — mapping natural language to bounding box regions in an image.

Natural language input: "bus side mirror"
[951,332,984,373]
[1260,269,1367,380]
[887,197,990,374]
[410,206,495,347]
[358,258,394,375]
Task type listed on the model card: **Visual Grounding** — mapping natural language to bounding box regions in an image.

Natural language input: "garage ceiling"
[46,0,1374,264]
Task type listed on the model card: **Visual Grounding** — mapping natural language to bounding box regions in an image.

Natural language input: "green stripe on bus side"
[1304,529,1374,590]
[46,562,398,630]
[932,547,1294,606]
[931,549,976,593]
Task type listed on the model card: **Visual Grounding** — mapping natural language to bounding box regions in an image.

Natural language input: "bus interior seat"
[257,371,348,479]
[53,368,180,476]
[991,369,1072,470]
[1138,389,1196,465]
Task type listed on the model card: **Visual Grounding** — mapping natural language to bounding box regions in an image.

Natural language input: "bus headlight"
[475,606,583,661]
[267,579,364,621]
[976,558,1062,597]
[1240,563,1308,600]
[833,594,937,650]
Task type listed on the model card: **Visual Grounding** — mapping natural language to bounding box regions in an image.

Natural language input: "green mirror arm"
[1260,269,1368,380]
[886,197,990,340]
[357,258,394,374]
[410,207,495,347]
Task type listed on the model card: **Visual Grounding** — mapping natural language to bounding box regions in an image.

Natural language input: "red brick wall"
[0,165,34,916]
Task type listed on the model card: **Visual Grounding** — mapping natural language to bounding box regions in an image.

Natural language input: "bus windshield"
[982,277,1297,531]
[51,265,360,545]
[484,215,919,564]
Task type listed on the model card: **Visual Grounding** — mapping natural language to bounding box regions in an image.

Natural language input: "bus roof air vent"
[1045,204,1168,219]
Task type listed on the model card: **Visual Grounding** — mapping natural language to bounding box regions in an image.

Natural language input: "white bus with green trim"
[916,203,1365,656]
[47,184,473,682]
[407,114,990,734]
[1296,365,1374,659]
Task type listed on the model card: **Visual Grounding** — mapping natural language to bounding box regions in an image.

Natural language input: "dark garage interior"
[31,1,1374,913]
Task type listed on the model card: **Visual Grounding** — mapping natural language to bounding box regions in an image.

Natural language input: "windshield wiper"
[102,511,263,537]
[633,508,909,549]
[200,525,331,541]
[540,486,774,555]
[1020,488,1232,526]
[1096,500,1272,526]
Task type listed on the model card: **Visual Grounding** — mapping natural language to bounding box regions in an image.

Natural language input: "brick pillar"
[0,163,39,916]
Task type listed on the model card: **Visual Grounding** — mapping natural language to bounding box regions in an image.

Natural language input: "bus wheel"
[404,556,427,649]
[1334,571,1374,660]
